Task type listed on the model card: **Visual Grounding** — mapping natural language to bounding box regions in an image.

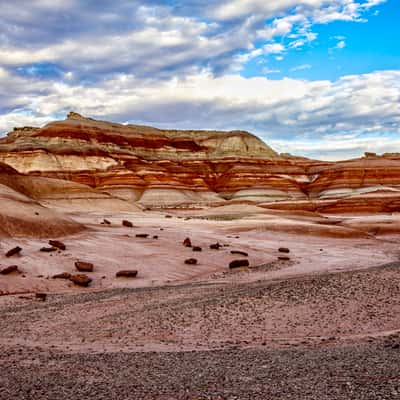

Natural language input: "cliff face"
[0,161,85,237]
[0,112,399,213]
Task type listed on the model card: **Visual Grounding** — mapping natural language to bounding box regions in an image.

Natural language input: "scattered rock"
[75,261,94,272]
[5,246,22,257]
[278,247,290,253]
[116,270,138,278]
[229,259,249,269]
[122,220,133,227]
[210,243,222,250]
[35,293,47,301]
[153,235,159,239]
[192,246,202,252]
[185,258,198,265]
[135,234,149,238]
[52,272,72,280]
[103,219,111,225]
[230,250,248,257]
[165,215,173,218]
[183,237,192,247]
[40,247,57,253]
[69,274,92,287]
[278,256,290,261]
[0,265,19,275]
[49,240,66,250]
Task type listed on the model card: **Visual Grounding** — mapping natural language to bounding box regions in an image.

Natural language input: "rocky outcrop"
[0,113,399,213]
[0,162,85,238]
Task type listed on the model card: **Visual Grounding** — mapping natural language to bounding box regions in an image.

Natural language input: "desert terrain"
[0,114,399,399]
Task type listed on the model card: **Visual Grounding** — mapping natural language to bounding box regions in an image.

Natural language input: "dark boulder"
[230,250,248,257]
[122,220,133,227]
[0,265,19,275]
[69,274,92,287]
[52,272,72,280]
[183,237,192,247]
[40,247,57,253]
[229,259,249,269]
[49,240,66,250]
[5,246,22,257]
[116,270,138,278]
[35,293,47,301]
[75,261,94,272]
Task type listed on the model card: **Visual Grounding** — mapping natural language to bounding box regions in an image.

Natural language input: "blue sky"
[241,1,399,81]
[0,0,399,160]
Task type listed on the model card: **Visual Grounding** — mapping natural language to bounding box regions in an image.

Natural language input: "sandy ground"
[1,207,400,399]
[1,209,399,295]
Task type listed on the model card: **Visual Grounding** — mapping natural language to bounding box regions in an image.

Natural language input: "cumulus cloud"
[0,0,395,160]
[0,0,386,79]
[0,7,254,78]
[0,69,399,159]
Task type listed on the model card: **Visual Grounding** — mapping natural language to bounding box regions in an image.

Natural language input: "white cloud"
[0,0,386,79]
[0,69,399,160]
[270,134,400,160]
[0,13,249,77]
[0,0,393,160]
[336,40,346,49]
[262,43,286,54]
[257,17,294,39]
[262,68,281,74]
[291,64,312,71]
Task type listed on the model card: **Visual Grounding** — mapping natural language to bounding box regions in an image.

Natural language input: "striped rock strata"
[0,112,399,213]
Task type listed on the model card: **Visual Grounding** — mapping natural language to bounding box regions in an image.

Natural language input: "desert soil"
[0,209,400,399]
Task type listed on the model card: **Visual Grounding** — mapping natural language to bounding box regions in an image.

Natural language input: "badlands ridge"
[1,111,400,213]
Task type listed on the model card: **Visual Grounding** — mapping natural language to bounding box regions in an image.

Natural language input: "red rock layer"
[0,113,399,213]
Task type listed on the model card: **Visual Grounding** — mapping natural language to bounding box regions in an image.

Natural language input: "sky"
[0,0,399,160]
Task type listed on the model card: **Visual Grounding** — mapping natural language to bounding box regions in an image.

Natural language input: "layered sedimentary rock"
[0,162,84,237]
[0,112,399,213]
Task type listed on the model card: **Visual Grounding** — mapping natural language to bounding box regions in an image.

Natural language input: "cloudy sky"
[0,0,399,159]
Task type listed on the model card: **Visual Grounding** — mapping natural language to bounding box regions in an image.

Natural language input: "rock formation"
[0,162,85,237]
[0,112,399,213]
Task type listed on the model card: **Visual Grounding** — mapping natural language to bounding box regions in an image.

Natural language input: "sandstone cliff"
[0,113,399,213]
